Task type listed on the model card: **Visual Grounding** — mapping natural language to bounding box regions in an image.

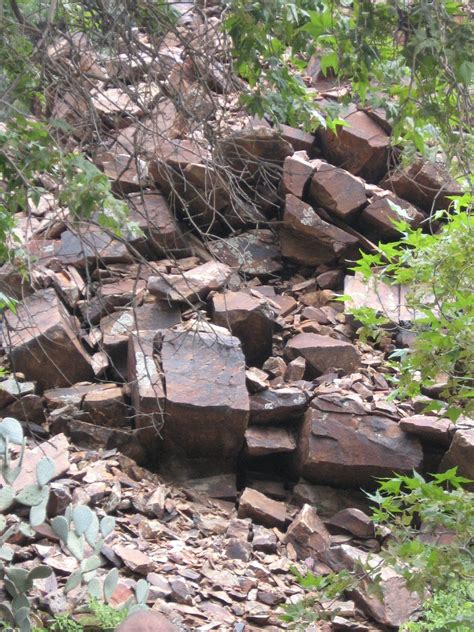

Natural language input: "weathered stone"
[439,428,474,488]
[286,333,361,376]
[225,538,253,562]
[359,195,425,239]
[381,159,462,213]
[208,230,282,277]
[90,83,160,127]
[128,331,164,447]
[309,164,367,221]
[245,426,296,456]
[284,357,307,382]
[291,481,370,519]
[0,263,35,301]
[262,356,288,378]
[238,487,287,529]
[0,378,35,408]
[295,402,423,487]
[245,367,269,393]
[324,545,421,627]
[249,387,309,424]
[3,288,93,389]
[327,508,375,538]
[50,266,85,309]
[56,418,145,463]
[157,324,249,475]
[148,261,232,303]
[80,277,147,325]
[184,474,237,500]
[212,291,275,366]
[113,545,154,575]
[125,192,188,257]
[280,194,359,266]
[344,273,412,324]
[115,610,178,632]
[252,525,278,553]
[4,394,44,424]
[285,504,331,559]
[217,126,293,178]
[100,153,148,194]
[279,125,316,153]
[100,302,181,369]
[319,109,390,183]
[56,228,132,268]
[399,414,454,447]
[280,152,316,198]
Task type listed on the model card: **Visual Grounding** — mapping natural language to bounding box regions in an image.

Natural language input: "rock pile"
[0,1,471,629]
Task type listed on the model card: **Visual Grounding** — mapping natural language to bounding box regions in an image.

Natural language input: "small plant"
[0,417,147,631]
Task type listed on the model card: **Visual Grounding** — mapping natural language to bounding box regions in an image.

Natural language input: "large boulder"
[211,291,275,366]
[285,333,361,376]
[208,230,282,277]
[156,324,249,475]
[381,159,462,213]
[439,427,474,489]
[308,163,367,222]
[148,261,232,303]
[295,398,423,487]
[359,194,425,240]
[3,288,93,389]
[280,194,359,266]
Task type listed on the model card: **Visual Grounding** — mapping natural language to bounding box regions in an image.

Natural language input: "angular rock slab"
[295,401,423,487]
[285,503,331,559]
[157,324,249,475]
[249,387,309,424]
[381,159,462,212]
[148,261,232,303]
[309,163,367,222]
[280,152,317,198]
[115,610,178,632]
[439,427,474,489]
[238,487,287,529]
[244,426,296,457]
[208,230,282,277]
[212,291,275,367]
[3,288,93,389]
[280,194,359,266]
[359,195,425,239]
[286,333,361,376]
[319,109,390,183]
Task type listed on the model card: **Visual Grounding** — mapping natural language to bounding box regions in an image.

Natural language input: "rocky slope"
[0,1,472,630]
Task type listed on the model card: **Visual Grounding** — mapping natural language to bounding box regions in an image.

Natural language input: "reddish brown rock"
[3,288,93,389]
[245,426,296,457]
[80,277,147,326]
[4,394,44,423]
[280,152,316,198]
[344,273,411,324]
[252,525,278,553]
[295,401,423,487]
[50,266,85,309]
[217,126,293,176]
[280,194,359,266]
[327,508,375,538]
[208,230,282,277]
[291,481,370,519]
[279,125,316,153]
[285,504,331,559]
[100,302,181,369]
[319,109,390,183]
[0,378,35,408]
[284,357,306,382]
[126,192,188,257]
[286,333,361,376]
[148,261,232,303]
[359,195,425,239]
[309,164,367,221]
[439,428,474,488]
[99,153,148,194]
[212,291,275,366]
[115,610,178,632]
[157,324,249,476]
[238,487,287,529]
[381,159,462,212]
[56,228,132,268]
[249,387,309,424]
[399,414,454,447]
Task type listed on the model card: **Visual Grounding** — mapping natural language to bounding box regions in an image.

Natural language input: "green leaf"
[87,577,103,600]
[64,570,83,593]
[80,555,102,574]
[0,417,23,445]
[0,545,14,561]
[29,498,48,527]
[36,458,55,486]
[28,565,52,581]
[16,484,49,507]
[100,515,115,538]
[6,568,30,593]
[103,567,119,602]
[51,516,69,543]
[67,531,85,561]
[0,485,16,511]
[72,505,94,536]
[135,579,149,604]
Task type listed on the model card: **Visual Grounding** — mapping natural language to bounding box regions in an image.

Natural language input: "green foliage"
[88,598,128,630]
[350,196,474,419]
[284,469,474,629]
[225,0,473,172]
